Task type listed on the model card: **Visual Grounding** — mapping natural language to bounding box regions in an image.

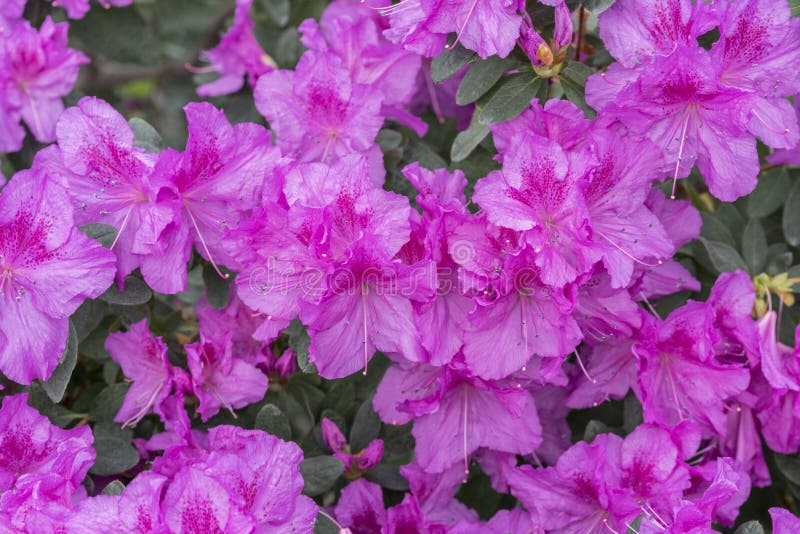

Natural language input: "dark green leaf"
[99,276,152,306]
[376,129,403,152]
[129,118,165,153]
[456,57,511,105]
[582,0,616,12]
[255,404,292,441]
[365,463,409,491]
[313,512,340,534]
[41,321,78,403]
[783,179,800,246]
[259,0,290,26]
[90,423,140,476]
[300,456,345,496]
[202,264,231,309]
[626,514,643,534]
[71,299,108,343]
[734,521,765,534]
[698,238,747,273]
[451,118,490,163]
[431,45,476,83]
[584,420,614,443]
[90,383,129,422]
[80,223,118,249]
[71,7,158,65]
[776,453,800,486]
[350,399,381,452]
[285,319,315,373]
[700,213,736,247]
[101,480,126,496]
[478,73,543,125]
[559,62,594,117]
[746,167,790,218]
[742,219,768,274]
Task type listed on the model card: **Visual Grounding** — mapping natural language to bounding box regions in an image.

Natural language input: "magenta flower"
[185,333,269,421]
[0,17,88,152]
[0,0,24,32]
[142,101,278,293]
[334,478,386,532]
[254,50,384,163]
[0,169,115,384]
[771,507,800,534]
[0,394,94,501]
[105,318,175,428]
[633,272,754,437]
[373,357,542,475]
[68,473,167,532]
[49,0,133,19]
[54,97,157,287]
[192,0,275,97]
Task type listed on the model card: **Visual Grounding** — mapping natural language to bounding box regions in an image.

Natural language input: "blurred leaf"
[255,404,292,441]
[71,6,158,64]
[365,463,409,491]
[41,321,78,403]
[130,118,165,153]
[456,57,513,105]
[746,167,790,218]
[701,213,736,247]
[202,264,231,309]
[80,223,118,249]
[742,219,768,274]
[734,521,765,534]
[559,62,595,117]
[259,0,290,26]
[775,453,800,486]
[300,456,345,496]
[313,513,340,534]
[784,179,800,246]
[451,118,490,163]
[285,319,315,374]
[431,45,476,83]
[71,299,108,343]
[698,238,748,273]
[626,515,643,534]
[477,73,543,125]
[90,383,129,422]
[350,399,381,452]
[90,423,140,476]
[99,276,152,306]
[101,480,126,496]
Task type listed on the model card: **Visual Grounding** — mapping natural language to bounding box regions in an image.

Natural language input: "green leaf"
[700,213,737,248]
[255,404,292,441]
[313,512,340,534]
[698,238,748,273]
[300,456,345,496]
[783,179,800,246]
[90,383,129,422]
[259,0,290,27]
[742,219,767,274]
[129,118,165,153]
[364,463,409,491]
[71,7,158,65]
[350,399,381,452]
[456,56,512,105]
[478,73,543,125]
[776,453,800,486]
[80,223,118,249]
[101,480,126,496]
[41,321,78,403]
[202,264,231,309]
[626,514,643,534]
[451,118,490,162]
[582,0,617,13]
[746,167,790,218]
[90,423,140,476]
[99,275,152,306]
[559,62,595,117]
[431,45,476,83]
[376,129,403,152]
[734,521,765,534]
[285,319,315,373]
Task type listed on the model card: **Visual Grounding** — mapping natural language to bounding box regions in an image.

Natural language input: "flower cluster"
[1,0,800,531]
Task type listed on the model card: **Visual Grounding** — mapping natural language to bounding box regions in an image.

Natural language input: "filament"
[186,208,230,280]
[445,0,480,50]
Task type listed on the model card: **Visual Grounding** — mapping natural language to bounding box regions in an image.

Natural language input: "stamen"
[574,349,597,384]
[638,292,662,320]
[185,208,230,280]
[643,502,669,531]
[25,91,45,141]
[752,109,790,136]
[595,229,663,267]
[602,518,619,534]
[122,380,164,429]
[360,0,414,16]
[424,61,445,124]
[462,388,469,482]
[185,63,218,74]
[530,450,544,468]
[600,72,626,86]
[445,0,480,50]
[671,112,692,199]
[110,204,135,250]
[665,367,685,422]
[362,292,369,376]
